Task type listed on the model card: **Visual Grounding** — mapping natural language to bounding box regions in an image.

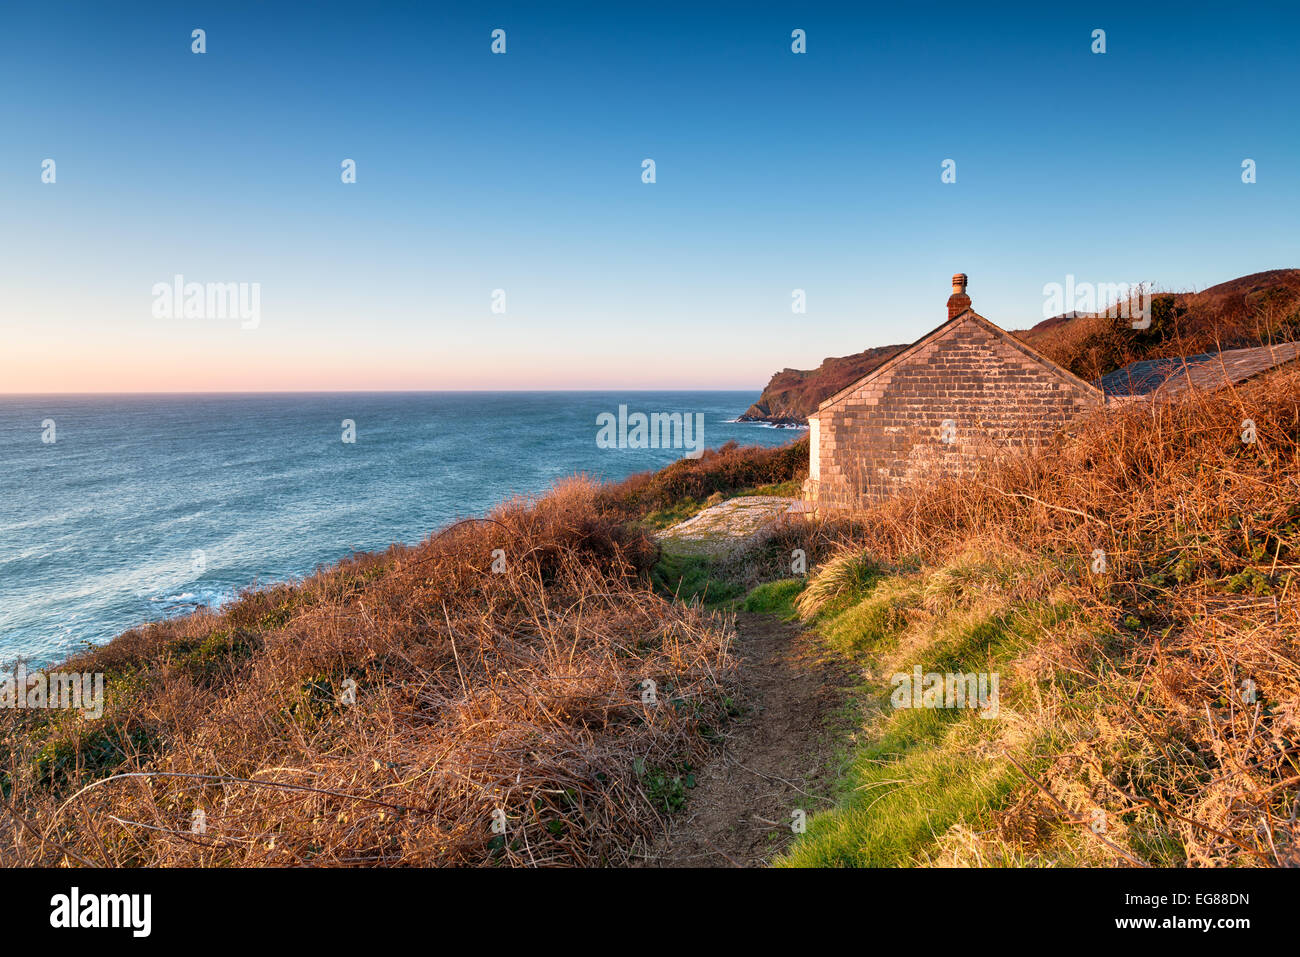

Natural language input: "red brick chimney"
[947,272,971,319]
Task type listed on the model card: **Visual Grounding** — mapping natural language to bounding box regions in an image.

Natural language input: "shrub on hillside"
[601,435,809,518]
[1,478,736,867]
[1024,273,1300,382]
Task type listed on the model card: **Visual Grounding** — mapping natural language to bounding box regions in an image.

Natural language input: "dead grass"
[1,478,738,867]
[793,364,1300,865]
[1021,273,1300,383]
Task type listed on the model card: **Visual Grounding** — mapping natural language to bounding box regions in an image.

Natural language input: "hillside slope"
[1017,268,1300,382]
[1,438,810,867]
[758,361,1300,867]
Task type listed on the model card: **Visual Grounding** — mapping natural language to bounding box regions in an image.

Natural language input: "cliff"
[738,345,907,424]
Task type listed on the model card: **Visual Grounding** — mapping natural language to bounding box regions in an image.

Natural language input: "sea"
[0,392,803,666]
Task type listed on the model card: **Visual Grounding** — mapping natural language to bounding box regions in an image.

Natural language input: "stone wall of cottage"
[806,317,1102,514]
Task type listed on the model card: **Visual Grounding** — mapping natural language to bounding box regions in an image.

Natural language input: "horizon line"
[0,387,767,396]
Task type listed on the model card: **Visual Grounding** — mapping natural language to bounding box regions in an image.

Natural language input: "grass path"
[639,611,859,867]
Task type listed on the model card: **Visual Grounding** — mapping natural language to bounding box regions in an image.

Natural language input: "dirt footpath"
[639,611,860,867]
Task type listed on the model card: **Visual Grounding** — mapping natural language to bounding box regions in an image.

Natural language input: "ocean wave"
[725,419,808,430]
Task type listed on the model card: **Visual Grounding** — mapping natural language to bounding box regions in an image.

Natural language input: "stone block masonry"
[805,275,1104,514]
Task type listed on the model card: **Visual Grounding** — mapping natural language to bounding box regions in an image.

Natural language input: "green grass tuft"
[778,707,1019,867]
[650,553,744,607]
[778,556,1072,867]
[740,579,806,619]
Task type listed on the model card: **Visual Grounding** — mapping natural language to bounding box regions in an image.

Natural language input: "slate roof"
[1098,342,1300,400]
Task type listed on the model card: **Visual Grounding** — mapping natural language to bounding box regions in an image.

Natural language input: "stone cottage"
[803,274,1104,514]
[803,274,1300,515]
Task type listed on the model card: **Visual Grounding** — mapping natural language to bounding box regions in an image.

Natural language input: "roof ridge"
[811,311,977,416]
[811,309,1102,418]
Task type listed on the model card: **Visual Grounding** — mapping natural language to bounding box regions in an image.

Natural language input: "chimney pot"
[947,272,971,319]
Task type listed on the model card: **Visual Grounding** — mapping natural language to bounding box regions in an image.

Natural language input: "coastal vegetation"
[771,360,1300,866]
[2,479,735,865]
[4,301,1298,866]
[0,439,807,866]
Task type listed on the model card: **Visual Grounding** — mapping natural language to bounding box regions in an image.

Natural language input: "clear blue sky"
[3,1,1297,391]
